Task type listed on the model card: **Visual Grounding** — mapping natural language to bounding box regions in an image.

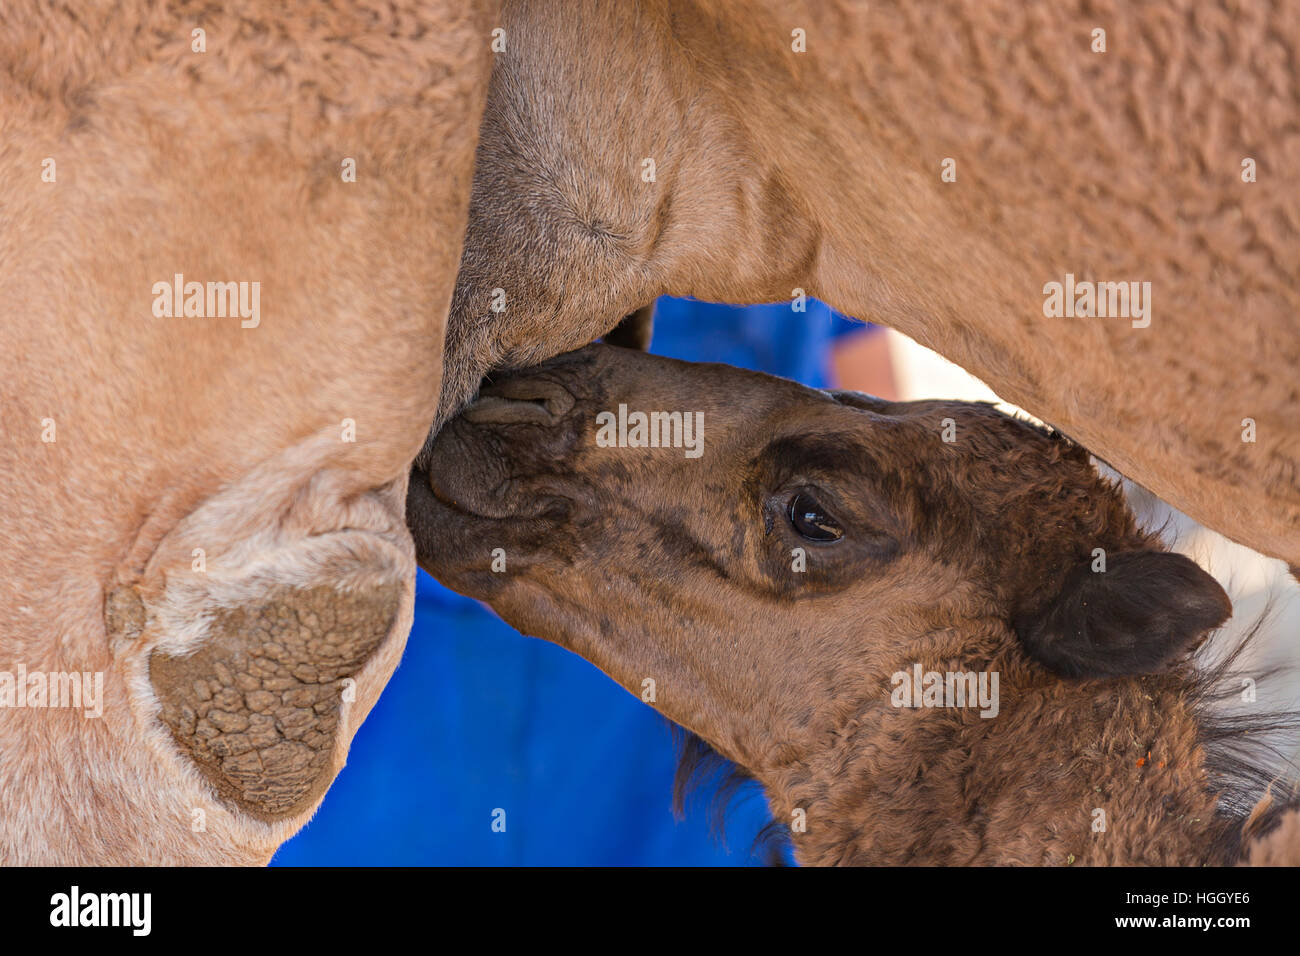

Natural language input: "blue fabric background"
[272,297,865,865]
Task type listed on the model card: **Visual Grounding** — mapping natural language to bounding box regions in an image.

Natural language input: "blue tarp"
[272,298,866,864]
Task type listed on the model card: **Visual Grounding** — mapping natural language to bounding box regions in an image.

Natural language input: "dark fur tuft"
[670,725,793,866]
[1187,606,1300,863]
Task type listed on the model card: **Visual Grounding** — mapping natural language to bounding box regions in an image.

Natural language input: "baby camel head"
[409,343,1259,865]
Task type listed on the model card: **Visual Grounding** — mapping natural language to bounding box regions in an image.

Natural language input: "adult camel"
[423,0,1300,571]
[1,0,494,864]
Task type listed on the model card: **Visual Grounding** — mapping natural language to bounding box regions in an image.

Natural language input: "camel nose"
[461,376,576,425]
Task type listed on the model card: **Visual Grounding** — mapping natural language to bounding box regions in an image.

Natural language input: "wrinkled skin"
[409,344,1300,865]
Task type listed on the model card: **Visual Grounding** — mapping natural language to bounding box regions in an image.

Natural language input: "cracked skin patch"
[149,582,402,821]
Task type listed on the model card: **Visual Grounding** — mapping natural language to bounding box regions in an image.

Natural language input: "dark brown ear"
[602,303,655,351]
[1014,550,1231,678]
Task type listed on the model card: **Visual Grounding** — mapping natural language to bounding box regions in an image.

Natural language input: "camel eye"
[788,492,843,542]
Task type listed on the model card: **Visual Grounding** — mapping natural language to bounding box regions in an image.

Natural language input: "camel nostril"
[463,378,576,424]
[462,395,553,425]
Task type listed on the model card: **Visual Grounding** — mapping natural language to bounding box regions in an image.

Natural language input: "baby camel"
[407,343,1299,866]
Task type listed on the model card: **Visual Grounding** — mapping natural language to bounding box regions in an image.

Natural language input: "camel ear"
[602,303,655,351]
[1014,550,1231,678]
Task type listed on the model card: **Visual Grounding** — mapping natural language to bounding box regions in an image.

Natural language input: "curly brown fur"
[413,344,1300,865]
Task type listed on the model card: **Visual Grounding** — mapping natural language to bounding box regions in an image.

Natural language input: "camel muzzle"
[461,376,577,426]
